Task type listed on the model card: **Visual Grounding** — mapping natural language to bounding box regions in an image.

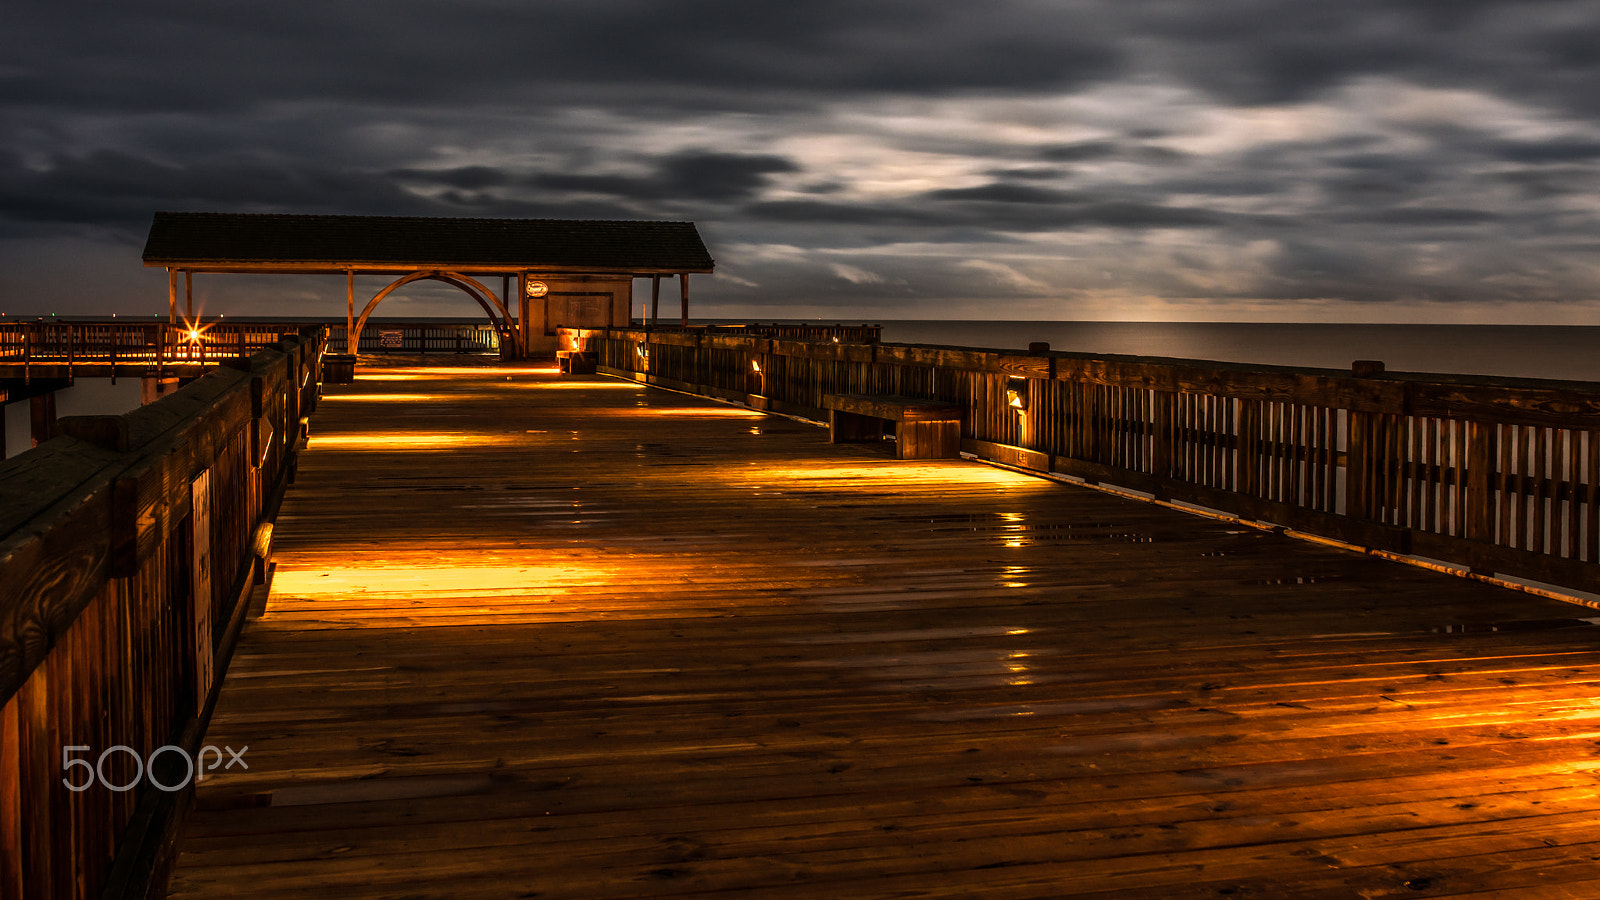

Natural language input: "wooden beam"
[167,268,177,324]
[184,270,193,320]
[518,272,530,360]
[650,275,660,328]
[28,391,55,447]
[679,273,689,327]
[346,270,355,354]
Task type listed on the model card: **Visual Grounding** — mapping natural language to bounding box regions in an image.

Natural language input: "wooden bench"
[321,353,357,384]
[821,394,963,460]
[557,350,597,374]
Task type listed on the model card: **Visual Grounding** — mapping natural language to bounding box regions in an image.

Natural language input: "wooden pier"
[162,361,1600,898]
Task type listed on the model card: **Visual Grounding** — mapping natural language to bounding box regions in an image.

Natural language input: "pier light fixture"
[1006,376,1029,412]
[751,359,762,374]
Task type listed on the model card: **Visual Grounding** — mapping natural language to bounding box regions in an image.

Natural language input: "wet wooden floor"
[169,362,1600,899]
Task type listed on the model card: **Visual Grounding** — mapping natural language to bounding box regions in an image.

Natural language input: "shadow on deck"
[168,362,1600,899]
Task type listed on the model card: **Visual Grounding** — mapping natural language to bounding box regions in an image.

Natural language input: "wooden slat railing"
[640,322,883,343]
[0,321,503,380]
[568,326,1600,595]
[328,322,502,354]
[0,328,326,900]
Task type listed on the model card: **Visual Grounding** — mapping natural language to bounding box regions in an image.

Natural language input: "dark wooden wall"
[570,326,1600,596]
[0,329,325,900]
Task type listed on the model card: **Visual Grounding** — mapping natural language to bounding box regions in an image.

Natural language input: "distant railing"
[0,321,312,381]
[329,322,501,354]
[642,322,882,343]
[568,326,1600,595]
[0,321,502,380]
[0,329,326,900]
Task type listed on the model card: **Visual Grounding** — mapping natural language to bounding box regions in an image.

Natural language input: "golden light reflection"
[745,463,1049,488]
[637,408,767,418]
[319,394,443,402]
[355,366,560,380]
[271,563,614,601]
[309,433,519,450]
[376,366,558,376]
[527,382,646,390]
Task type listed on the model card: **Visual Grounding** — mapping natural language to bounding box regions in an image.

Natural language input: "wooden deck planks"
[167,363,1600,899]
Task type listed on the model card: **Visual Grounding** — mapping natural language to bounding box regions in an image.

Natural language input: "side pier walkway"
[169,362,1600,898]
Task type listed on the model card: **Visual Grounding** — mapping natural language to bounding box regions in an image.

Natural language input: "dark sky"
[4,0,1600,322]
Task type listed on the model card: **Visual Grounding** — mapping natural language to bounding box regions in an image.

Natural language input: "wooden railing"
[0,321,503,380]
[640,322,883,343]
[328,322,502,354]
[569,326,1600,595]
[0,329,326,900]
[0,322,312,380]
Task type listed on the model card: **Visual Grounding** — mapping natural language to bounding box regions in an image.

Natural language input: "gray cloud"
[4,0,1600,320]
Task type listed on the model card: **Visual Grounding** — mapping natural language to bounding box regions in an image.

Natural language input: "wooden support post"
[680,273,690,327]
[518,272,530,360]
[29,391,55,447]
[185,270,194,320]
[345,270,356,354]
[651,274,661,328]
[168,268,178,324]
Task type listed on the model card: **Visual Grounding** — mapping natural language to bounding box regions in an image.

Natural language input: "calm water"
[874,321,1600,382]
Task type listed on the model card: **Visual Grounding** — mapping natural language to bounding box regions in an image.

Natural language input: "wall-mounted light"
[751,359,762,374]
[1006,376,1029,412]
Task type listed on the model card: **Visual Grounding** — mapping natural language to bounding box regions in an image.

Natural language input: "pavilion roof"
[142,212,715,273]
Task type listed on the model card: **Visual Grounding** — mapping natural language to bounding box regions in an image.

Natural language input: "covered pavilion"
[141,211,715,358]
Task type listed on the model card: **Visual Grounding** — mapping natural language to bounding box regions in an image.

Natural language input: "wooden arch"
[352,271,519,352]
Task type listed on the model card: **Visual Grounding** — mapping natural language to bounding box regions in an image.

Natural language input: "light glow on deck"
[525,382,646,390]
[271,562,614,601]
[319,393,444,402]
[309,433,519,450]
[636,407,767,418]
[744,462,1050,487]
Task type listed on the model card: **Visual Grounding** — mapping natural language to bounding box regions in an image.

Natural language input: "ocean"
[872,321,1600,383]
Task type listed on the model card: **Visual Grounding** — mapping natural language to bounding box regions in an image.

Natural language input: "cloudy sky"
[4,0,1600,323]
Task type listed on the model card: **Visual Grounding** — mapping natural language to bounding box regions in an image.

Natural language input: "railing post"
[1151,390,1174,489]
[1346,410,1374,521]
[1465,421,1495,543]
[1237,400,1259,497]
[1077,380,1098,467]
